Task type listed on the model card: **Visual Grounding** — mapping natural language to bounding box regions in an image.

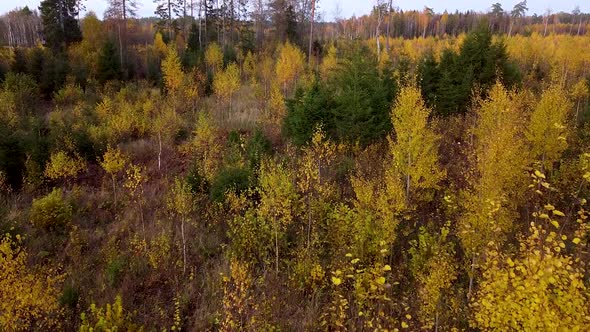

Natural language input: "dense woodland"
[1,0,590,330]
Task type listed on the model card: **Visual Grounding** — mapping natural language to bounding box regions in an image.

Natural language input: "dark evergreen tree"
[97,39,122,84]
[285,4,299,44]
[284,44,396,146]
[154,0,182,38]
[433,24,520,115]
[329,48,394,144]
[39,0,82,51]
[284,79,334,146]
[417,51,440,109]
[11,48,28,74]
[187,22,200,52]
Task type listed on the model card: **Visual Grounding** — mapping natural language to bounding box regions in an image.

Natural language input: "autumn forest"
[1,0,590,330]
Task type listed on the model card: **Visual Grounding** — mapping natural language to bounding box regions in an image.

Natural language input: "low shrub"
[29,188,72,231]
[210,167,251,202]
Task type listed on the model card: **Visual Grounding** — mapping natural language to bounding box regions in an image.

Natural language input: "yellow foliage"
[320,44,338,81]
[80,295,143,331]
[409,225,457,329]
[472,223,590,331]
[258,159,299,273]
[525,84,571,170]
[275,41,305,94]
[189,112,222,182]
[213,62,241,111]
[266,81,287,130]
[29,188,72,230]
[100,145,127,176]
[154,32,167,57]
[44,150,87,181]
[389,86,445,205]
[220,258,258,331]
[243,51,256,80]
[322,246,397,330]
[205,42,223,75]
[459,83,527,260]
[161,45,184,94]
[0,234,63,331]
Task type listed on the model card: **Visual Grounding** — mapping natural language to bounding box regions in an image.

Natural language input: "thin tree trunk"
[158,132,162,170]
[199,0,203,49]
[118,23,123,68]
[274,215,279,274]
[543,16,548,36]
[140,200,145,242]
[308,0,316,65]
[406,150,411,201]
[468,255,475,299]
[435,311,439,332]
[181,217,187,275]
[112,174,117,206]
[376,7,382,61]
[385,0,392,52]
[306,193,311,249]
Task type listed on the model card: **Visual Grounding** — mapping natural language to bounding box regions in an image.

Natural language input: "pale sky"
[1,1,589,21]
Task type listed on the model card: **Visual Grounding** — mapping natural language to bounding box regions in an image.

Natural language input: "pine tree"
[105,0,139,66]
[39,0,82,51]
[97,39,122,84]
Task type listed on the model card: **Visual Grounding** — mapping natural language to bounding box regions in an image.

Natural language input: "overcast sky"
[2,1,589,21]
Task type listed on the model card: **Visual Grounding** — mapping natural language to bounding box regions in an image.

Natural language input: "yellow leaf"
[331,277,342,286]
[572,238,581,244]
[550,220,559,228]
[534,170,546,179]
[544,204,555,211]
[552,210,565,217]
[383,265,392,271]
[405,314,412,319]
[507,258,515,267]
[401,321,409,328]
[376,277,386,285]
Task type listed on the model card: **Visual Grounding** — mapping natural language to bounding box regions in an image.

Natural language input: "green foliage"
[283,80,334,146]
[59,284,80,310]
[39,0,82,51]
[284,44,395,145]
[0,122,26,190]
[30,188,72,231]
[433,25,521,115]
[97,39,122,84]
[210,167,251,203]
[3,72,39,116]
[105,256,126,288]
[244,129,272,170]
